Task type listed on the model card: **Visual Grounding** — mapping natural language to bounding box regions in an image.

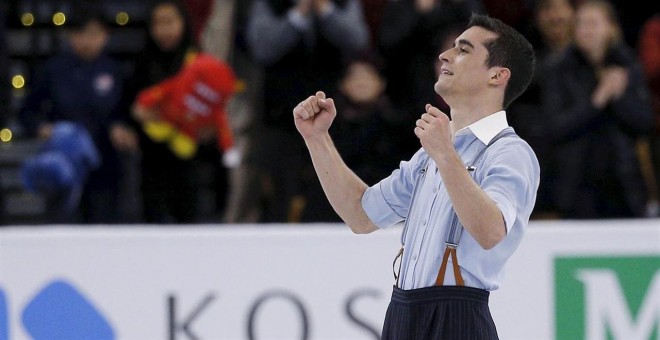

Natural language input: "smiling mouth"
[441,69,454,75]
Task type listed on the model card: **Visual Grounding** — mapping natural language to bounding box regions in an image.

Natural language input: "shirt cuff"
[362,184,403,229]
[489,191,516,233]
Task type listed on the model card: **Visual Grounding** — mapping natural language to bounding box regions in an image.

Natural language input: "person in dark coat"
[19,6,132,223]
[507,0,576,218]
[542,0,655,218]
[125,0,205,223]
[247,0,369,222]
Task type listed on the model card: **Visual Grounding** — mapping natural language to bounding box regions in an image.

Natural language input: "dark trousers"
[381,285,498,340]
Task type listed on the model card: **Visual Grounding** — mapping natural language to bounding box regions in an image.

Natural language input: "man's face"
[434,26,498,100]
[536,0,574,45]
[340,61,385,104]
[151,3,185,52]
[574,4,613,57]
[69,21,108,61]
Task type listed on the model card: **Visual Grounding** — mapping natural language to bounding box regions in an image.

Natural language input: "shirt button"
[412,254,417,261]
[422,220,427,226]
[433,187,437,193]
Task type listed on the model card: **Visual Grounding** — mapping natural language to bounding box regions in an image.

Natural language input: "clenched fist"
[293,91,337,140]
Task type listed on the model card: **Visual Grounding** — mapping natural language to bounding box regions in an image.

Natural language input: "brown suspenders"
[436,243,465,286]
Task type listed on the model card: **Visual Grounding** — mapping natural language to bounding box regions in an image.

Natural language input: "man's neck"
[449,104,503,135]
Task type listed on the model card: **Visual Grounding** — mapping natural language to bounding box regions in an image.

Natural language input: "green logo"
[555,256,660,340]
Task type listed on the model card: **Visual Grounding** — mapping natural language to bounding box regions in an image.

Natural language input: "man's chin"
[434,81,446,96]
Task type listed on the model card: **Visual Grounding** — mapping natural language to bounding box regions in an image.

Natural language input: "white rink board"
[0,220,659,339]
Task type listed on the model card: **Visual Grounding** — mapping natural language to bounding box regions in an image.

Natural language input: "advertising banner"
[0,220,658,339]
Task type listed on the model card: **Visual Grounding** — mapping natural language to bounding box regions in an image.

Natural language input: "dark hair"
[468,14,535,109]
[535,0,575,12]
[140,0,196,82]
[145,0,195,52]
[342,49,386,74]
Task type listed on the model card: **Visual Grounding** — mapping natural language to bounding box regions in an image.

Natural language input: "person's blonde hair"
[577,0,623,47]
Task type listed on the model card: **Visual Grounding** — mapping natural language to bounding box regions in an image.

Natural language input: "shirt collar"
[454,111,509,145]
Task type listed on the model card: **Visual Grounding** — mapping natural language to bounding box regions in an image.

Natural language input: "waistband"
[391,285,490,305]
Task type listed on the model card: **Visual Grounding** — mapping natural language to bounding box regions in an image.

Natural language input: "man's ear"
[488,67,511,86]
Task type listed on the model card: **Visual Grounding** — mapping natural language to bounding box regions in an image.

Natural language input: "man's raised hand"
[415,104,453,157]
[293,91,337,140]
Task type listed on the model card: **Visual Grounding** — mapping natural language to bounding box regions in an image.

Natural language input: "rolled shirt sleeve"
[480,140,540,233]
[362,149,429,229]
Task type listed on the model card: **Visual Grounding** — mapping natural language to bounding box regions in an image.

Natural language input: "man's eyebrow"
[454,39,475,49]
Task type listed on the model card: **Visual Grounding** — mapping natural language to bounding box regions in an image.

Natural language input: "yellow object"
[116,12,129,26]
[143,121,175,142]
[143,121,197,159]
[0,128,12,142]
[169,133,197,159]
[12,75,25,89]
[21,13,35,26]
[53,12,66,26]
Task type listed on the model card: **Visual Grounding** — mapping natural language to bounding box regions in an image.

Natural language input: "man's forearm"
[434,150,505,249]
[305,133,378,234]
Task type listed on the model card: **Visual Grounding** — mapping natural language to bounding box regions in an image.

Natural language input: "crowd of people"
[3,0,659,224]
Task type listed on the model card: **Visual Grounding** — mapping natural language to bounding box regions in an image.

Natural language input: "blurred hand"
[37,124,54,139]
[592,66,629,109]
[293,91,337,140]
[132,104,159,123]
[296,0,314,16]
[222,147,242,168]
[110,124,138,151]
[415,104,452,157]
[313,0,331,13]
[415,0,437,13]
[602,67,628,99]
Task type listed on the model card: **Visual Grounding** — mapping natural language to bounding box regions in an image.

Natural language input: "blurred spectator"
[378,0,482,158]
[330,54,401,186]
[126,0,224,223]
[507,0,575,218]
[247,0,369,222]
[18,4,133,223]
[532,0,575,61]
[638,14,660,216]
[21,122,100,223]
[541,0,655,219]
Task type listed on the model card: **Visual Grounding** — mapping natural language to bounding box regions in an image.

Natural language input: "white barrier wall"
[0,220,659,340]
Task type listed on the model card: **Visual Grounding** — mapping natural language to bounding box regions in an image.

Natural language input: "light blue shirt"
[362,111,539,291]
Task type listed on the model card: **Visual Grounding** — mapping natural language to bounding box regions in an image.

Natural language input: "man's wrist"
[433,147,462,172]
[304,132,332,146]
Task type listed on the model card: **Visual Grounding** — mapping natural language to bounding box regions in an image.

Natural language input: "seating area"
[1,0,151,224]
